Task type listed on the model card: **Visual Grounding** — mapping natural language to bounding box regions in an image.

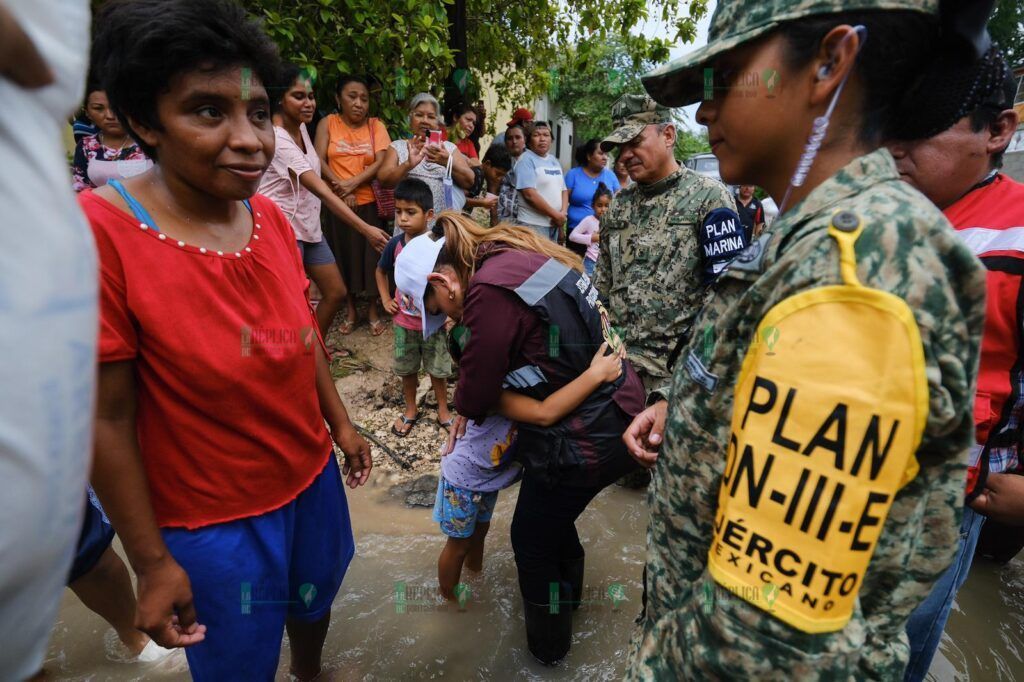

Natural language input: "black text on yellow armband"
[707,221,928,634]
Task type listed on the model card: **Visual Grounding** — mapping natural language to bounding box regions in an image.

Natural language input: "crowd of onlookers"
[68,67,669,338]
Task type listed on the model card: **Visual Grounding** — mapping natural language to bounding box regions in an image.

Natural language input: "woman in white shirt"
[514,121,568,242]
[377,92,476,225]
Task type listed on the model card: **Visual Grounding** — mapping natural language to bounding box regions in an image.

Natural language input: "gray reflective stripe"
[513,258,571,306]
[503,365,548,389]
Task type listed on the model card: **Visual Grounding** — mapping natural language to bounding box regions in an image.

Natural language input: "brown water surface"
[44,475,1023,680]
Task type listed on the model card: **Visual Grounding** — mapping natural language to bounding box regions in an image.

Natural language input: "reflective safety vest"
[472,251,645,488]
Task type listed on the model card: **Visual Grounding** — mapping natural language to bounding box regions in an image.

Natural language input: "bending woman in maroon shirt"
[396,212,644,665]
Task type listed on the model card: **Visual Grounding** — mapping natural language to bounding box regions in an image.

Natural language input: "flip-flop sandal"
[337,319,356,335]
[328,346,352,360]
[391,413,420,438]
[370,320,388,337]
[436,417,455,433]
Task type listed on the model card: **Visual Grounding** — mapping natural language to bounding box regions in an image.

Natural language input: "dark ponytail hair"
[336,73,369,95]
[592,182,613,206]
[779,10,947,144]
[270,63,305,114]
[574,138,601,167]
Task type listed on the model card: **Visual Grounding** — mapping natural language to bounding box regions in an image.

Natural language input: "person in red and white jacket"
[889,47,1023,681]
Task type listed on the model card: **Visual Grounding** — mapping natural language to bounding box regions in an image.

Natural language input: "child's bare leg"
[430,375,452,423]
[438,535,473,600]
[465,521,490,573]
[393,374,419,434]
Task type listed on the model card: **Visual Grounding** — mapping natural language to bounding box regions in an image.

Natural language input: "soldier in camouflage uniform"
[595,95,743,400]
[623,1,989,679]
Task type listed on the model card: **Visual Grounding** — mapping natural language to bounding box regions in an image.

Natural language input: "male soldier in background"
[595,94,743,403]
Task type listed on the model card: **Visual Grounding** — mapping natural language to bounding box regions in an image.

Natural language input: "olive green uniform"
[628,149,985,680]
[594,169,736,396]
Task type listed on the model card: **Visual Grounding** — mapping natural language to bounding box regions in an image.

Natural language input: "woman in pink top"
[568,182,613,277]
[259,65,380,352]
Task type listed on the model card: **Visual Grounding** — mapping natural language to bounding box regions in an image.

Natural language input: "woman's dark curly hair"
[91,0,282,159]
[574,138,602,167]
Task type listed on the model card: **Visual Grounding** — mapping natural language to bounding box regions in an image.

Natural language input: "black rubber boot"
[522,591,573,666]
[560,554,585,611]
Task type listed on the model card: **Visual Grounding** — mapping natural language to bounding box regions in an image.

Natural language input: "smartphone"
[427,129,444,146]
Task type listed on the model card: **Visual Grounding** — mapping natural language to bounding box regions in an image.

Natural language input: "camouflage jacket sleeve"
[628,150,986,681]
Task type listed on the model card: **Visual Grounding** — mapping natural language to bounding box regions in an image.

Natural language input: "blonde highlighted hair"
[433,211,582,287]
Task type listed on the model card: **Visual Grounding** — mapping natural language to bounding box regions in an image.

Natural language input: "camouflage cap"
[601,94,675,151]
[642,0,939,108]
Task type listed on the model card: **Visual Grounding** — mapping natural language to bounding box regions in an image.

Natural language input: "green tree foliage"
[990,0,1024,68]
[251,0,454,134]
[550,38,648,144]
[551,37,710,161]
[675,128,710,162]
[88,0,708,133]
[241,0,708,132]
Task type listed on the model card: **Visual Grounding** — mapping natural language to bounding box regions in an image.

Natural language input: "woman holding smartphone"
[377,92,475,226]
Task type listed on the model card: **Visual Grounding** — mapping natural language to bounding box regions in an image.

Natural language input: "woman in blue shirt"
[564,139,620,257]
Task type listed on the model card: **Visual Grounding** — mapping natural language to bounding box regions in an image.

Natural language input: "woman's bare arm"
[91,361,206,648]
[313,116,344,188]
[296,169,389,252]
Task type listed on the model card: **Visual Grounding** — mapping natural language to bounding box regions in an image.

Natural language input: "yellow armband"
[707,210,927,634]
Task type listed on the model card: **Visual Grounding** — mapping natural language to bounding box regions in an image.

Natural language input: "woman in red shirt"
[85,1,371,679]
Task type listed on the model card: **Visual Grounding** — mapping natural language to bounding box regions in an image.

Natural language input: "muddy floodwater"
[42,469,1024,681]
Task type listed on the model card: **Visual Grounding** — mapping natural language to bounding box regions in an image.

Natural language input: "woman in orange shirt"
[315,75,392,335]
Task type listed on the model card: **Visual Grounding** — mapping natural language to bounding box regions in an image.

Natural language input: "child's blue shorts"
[161,454,353,682]
[432,475,498,539]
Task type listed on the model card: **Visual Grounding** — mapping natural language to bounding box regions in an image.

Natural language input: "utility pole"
[443,0,468,122]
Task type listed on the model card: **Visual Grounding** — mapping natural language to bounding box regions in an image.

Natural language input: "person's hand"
[408,135,427,167]
[424,144,450,168]
[333,423,373,488]
[591,230,601,244]
[134,555,207,649]
[969,473,1024,525]
[623,401,668,469]
[443,415,468,456]
[482,194,498,210]
[344,195,358,209]
[444,317,456,332]
[382,298,399,315]
[335,178,359,198]
[550,212,567,229]
[363,225,390,253]
[585,341,625,383]
[0,4,54,89]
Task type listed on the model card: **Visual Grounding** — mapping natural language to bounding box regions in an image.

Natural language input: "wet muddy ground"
[42,321,1024,680]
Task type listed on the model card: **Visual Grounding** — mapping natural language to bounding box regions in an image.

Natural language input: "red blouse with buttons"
[80,190,333,529]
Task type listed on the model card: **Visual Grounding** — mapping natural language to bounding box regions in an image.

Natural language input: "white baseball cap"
[394,233,448,339]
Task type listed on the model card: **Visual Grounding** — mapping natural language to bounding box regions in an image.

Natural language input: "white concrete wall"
[476,79,574,171]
